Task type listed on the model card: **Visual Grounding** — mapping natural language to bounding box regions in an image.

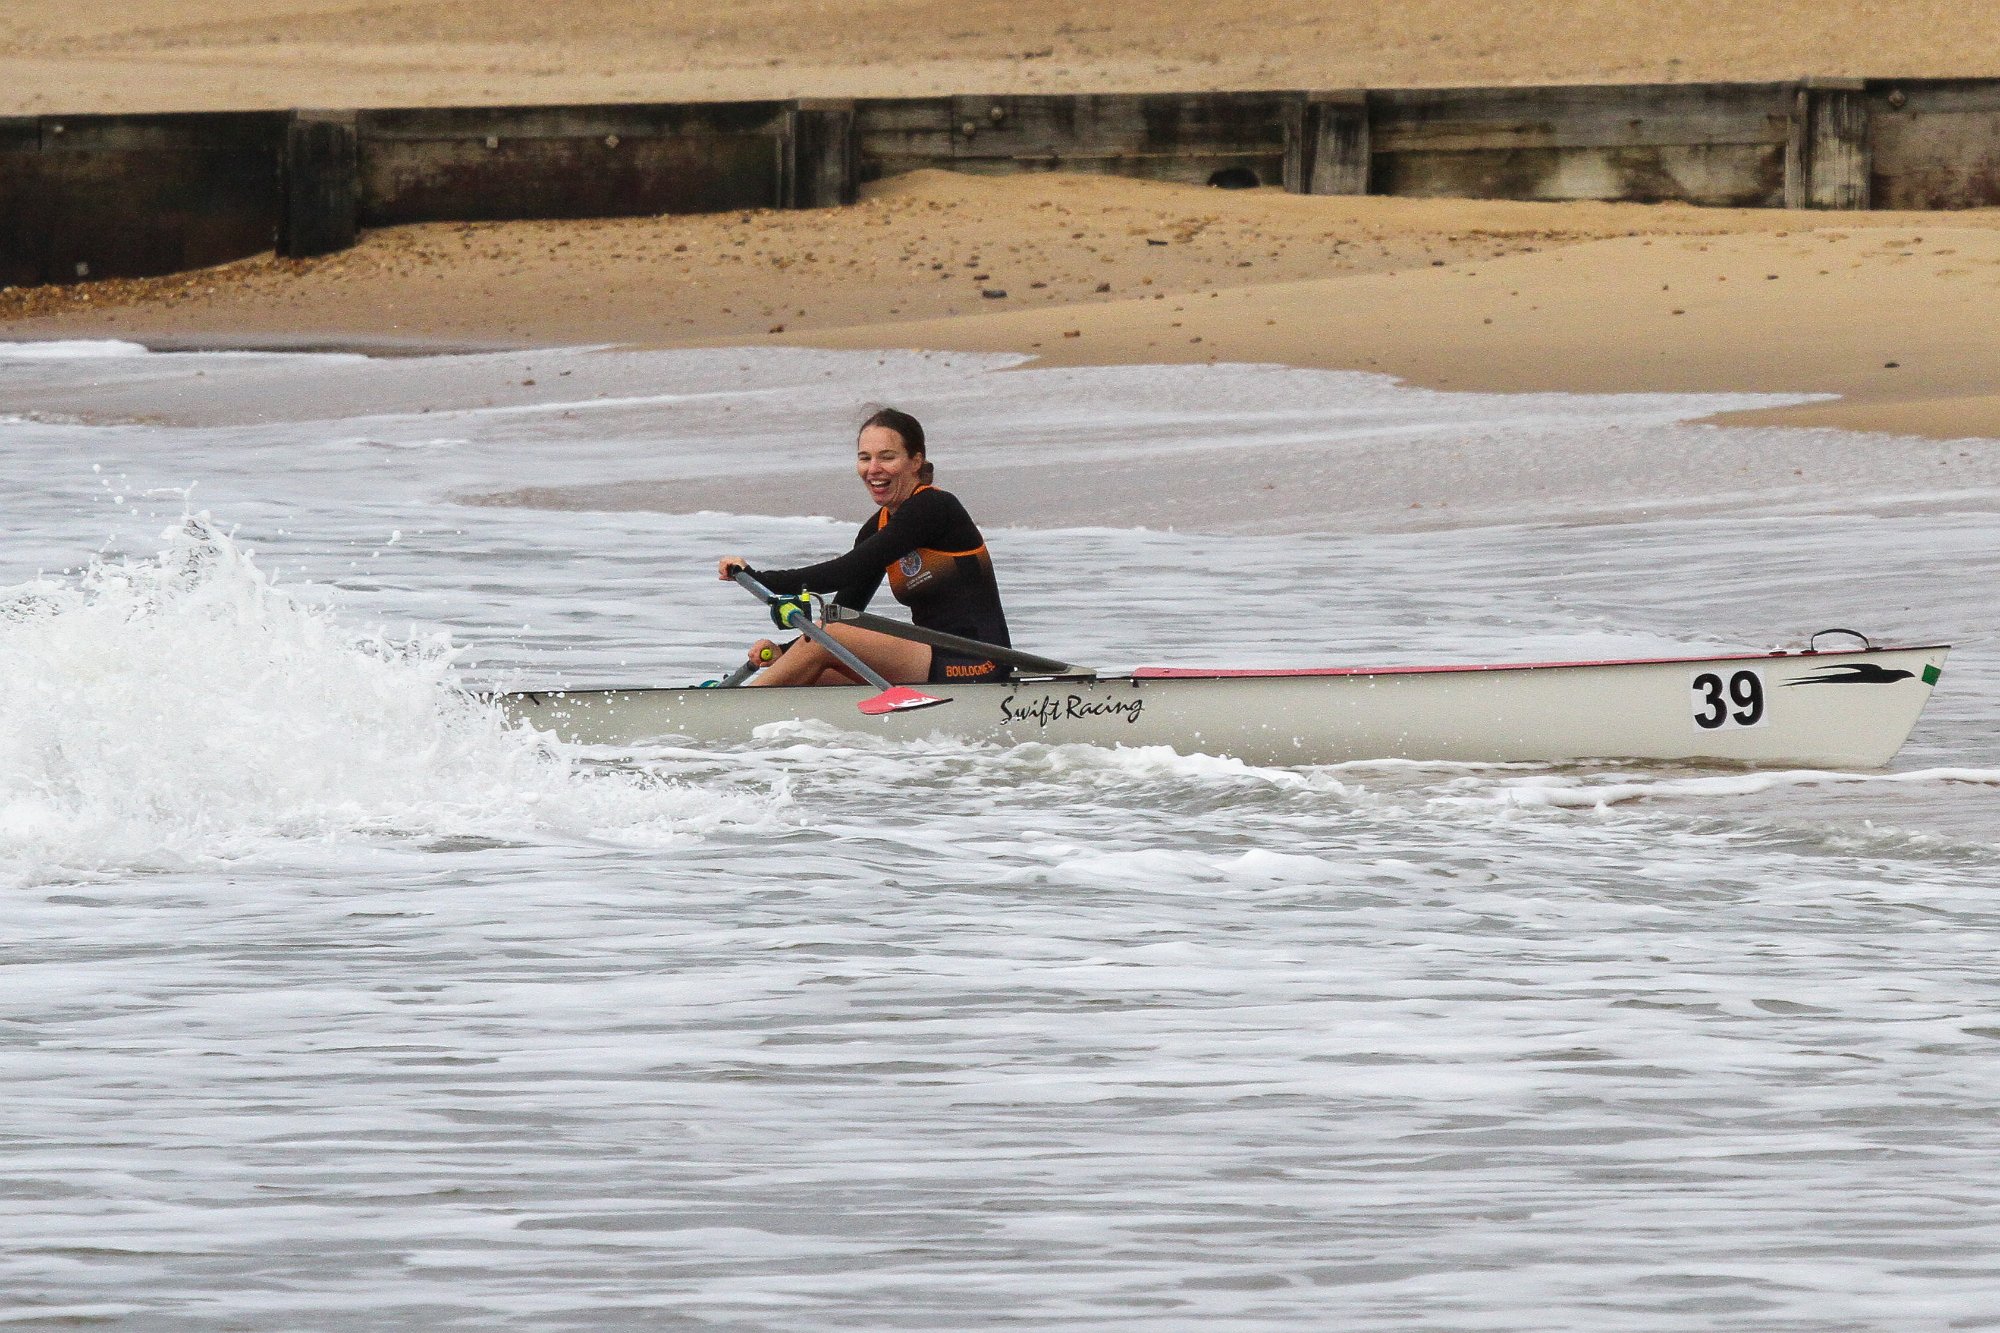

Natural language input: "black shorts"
[928,651,1010,684]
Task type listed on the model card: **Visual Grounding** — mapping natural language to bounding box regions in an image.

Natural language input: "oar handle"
[729,566,781,605]
[711,639,780,688]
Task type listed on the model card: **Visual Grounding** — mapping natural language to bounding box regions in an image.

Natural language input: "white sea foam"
[0,518,768,885]
[4,343,2000,1331]
[1432,764,2000,811]
[0,338,152,359]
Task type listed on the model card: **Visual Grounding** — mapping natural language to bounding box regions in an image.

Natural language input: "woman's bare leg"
[750,624,933,687]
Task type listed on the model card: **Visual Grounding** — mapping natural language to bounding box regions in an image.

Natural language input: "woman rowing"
[716,407,1012,687]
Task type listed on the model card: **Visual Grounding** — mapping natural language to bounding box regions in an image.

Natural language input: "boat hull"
[496,645,1948,768]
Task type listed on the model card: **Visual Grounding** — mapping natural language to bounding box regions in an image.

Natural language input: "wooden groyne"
[7,78,2000,289]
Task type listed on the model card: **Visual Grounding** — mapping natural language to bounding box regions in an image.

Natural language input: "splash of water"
[0,518,768,884]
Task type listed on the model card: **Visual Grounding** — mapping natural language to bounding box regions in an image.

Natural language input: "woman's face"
[856,426,923,509]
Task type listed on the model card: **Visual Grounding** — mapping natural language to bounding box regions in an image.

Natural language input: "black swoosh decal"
[1782,663,1915,687]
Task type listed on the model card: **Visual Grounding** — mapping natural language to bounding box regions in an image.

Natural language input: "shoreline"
[9,172,2000,442]
[12,332,2000,540]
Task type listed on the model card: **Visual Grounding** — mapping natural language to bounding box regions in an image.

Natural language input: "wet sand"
[9,171,2000,442]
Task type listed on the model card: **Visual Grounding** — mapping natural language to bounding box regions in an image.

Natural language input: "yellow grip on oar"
[757,644,777,663]
[768,593,814,630]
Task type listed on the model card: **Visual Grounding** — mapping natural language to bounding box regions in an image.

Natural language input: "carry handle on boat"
[1809,627,1873,652]
[729,569,950,716]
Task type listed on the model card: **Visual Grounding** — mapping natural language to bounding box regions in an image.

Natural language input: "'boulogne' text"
[999,693,1145,726]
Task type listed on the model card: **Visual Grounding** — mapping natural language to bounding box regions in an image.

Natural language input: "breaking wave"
[0,519,769,884]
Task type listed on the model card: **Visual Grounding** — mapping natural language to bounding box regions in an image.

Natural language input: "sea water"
[2,342,1998,1330]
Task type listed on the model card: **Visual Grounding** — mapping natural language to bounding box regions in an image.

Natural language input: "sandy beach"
[6,2,2000,468]
[10,168,2000,442]
[7,1,2000,114]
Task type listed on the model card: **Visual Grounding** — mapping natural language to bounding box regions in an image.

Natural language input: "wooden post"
[785,100,857,208]
[1785,81,1817,208]
[1286,90,1370,196]
[1283,94,1308,192]
[1808,78,1870,209]
[280,109,358,258]
[1787,78,1870,209]
[1,117,40,286]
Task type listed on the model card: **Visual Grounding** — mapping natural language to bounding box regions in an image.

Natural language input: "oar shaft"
[822,605,1085,677]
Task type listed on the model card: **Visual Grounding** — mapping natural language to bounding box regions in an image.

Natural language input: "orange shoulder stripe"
[875,484,940,530]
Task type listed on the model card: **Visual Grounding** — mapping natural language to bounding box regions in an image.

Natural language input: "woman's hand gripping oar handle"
[729,569,950,716]
[713,649,770,689]
[699,644,775,689]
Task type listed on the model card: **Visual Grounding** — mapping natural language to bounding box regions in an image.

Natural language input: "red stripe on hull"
[1129,645,1947,681]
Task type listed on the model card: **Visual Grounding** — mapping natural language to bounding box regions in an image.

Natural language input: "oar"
[730,569,950,716]
[820,603,1088,677]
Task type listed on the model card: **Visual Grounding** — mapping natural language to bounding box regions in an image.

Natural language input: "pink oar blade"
[857,686,951,716]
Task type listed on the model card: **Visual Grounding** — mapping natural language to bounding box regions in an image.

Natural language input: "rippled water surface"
[3,343,1999,1330]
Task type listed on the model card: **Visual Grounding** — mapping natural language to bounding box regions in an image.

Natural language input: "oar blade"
[858,686,951,716]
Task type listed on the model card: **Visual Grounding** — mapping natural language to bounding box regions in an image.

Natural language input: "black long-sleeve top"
[751,486,1011,648]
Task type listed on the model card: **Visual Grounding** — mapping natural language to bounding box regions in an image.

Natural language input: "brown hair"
[860,406,933,484]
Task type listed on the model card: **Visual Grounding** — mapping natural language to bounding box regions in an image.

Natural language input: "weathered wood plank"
[952,94,1143,158]
[950,92,1290,160]
[14,112,285,284]
[948,150,1285,187]
[34,148,282,281]
[1371,83,1794,153]
[1869,78,2000,117]
[1375,142,1786,207]
[357,102,789,142]
[35,111,288,154]
[359,134,782,225]
[853,97,957,180]
[1870,80,2000,208]
[356,101,793,223]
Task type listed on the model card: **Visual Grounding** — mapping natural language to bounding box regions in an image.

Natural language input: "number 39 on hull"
[498,643,1949,769]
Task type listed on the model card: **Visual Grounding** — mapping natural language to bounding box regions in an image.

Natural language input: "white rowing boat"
[498,639,1948,769]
